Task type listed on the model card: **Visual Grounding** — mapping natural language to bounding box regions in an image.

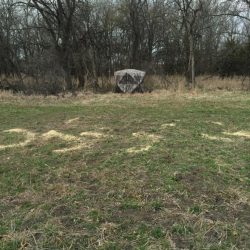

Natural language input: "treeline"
[0,0,249,93]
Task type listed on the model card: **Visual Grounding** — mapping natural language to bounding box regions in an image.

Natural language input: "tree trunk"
[63,56,73,91]
[186,32,196,88]
[78,72,85,89]
[131,32,140,68]
[65,70,73,91]
[190,34,195,88]
[58,48,73,91]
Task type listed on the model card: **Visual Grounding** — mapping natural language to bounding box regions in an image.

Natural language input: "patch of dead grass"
[0,128,108,154]
[161,123,176,128]
[42,130,79,142]
[65,117,80,125]
[223,131,250,138]
[127,132,162,154]
[0,128,36,150]
[211,121,223,126]
[127,145,152,153]
[201,133,233,142]
[80,131,106,138]
[53,144,87,154]
[132,132,162,141]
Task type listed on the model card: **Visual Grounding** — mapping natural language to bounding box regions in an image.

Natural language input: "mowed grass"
[0,91,249,249]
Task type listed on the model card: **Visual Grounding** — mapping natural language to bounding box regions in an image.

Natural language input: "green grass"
[0,91,249,249]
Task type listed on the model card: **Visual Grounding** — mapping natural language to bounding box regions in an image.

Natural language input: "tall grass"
[94,74,250,92]
[0,74,249,95]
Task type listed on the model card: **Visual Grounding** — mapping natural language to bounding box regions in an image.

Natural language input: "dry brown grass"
[0,128,36,150]
[92,74,250,93]
[197,75,250,91]
[1,74,249,96]
[201,133,233,142]
[223,131,250,138]
[144,75,250,92]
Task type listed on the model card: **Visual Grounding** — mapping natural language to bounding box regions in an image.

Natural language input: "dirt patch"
[176,168,250,227]
[51,205,72,217]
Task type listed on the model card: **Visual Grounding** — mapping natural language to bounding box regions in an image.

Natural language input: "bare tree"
[0,0,23,77]
[28,0,81,90]
[174,0,203,88]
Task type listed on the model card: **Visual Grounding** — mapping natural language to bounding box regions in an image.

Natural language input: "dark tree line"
[0,0,249,93]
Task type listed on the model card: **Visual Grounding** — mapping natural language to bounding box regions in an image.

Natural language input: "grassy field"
[0,91,249,249]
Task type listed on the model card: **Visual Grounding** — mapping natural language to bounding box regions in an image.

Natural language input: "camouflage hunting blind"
[114,69,146,93]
